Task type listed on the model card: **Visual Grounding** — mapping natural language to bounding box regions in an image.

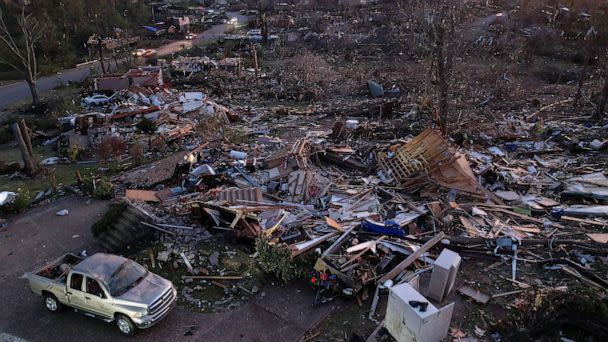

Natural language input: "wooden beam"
[378,232,445,283]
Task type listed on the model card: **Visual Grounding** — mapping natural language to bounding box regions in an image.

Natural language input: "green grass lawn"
[0,144,117,193]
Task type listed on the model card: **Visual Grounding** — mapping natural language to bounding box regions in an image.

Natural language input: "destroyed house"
[94,69,164,91]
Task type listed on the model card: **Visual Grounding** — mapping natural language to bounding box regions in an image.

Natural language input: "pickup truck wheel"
[43,294,61,312]
[116,314,136,336]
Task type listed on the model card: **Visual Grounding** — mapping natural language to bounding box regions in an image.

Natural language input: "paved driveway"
[0,196,332,341]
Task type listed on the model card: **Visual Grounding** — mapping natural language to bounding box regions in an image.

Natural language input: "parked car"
[25,253,176,336]
[133,48,147,57]
[143,49,157,56]
[185,33,197,40]
[247,29,262,36]
[82,94,112,106]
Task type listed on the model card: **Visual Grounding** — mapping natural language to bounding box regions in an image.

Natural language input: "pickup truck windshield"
[107,260,148,297]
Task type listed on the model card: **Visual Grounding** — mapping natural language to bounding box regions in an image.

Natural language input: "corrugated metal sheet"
[217,187,262,204]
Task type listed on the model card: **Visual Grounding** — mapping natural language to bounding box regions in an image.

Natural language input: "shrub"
[96,137,126,160]
[254,237,317,282]
[82,176,113,200]
[91,202,128,237]
[0,126,13,144]
[0,188,31,215]
[136,118,157,135]
[67,146,82,162]
[129,142,145,164]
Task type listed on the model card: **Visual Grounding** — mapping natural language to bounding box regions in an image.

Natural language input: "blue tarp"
[361,219,405,237]
[143,26,159,32]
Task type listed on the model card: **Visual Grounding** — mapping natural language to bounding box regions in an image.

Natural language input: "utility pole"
[251,42,259,79]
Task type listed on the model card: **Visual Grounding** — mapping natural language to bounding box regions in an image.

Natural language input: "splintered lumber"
[180,252,194,273]
[291,232,338,258]
[378,232,445,283]
[185,275,244,280]
[212,281,228,289]
[491,289,524,298]
[564,216,608,227]
[157,223,194,230]
[458,285,491,304]
[141,221,176,236]
[342,236,386,269]
[149,249,156,268]
[325,216,343,232]
[587,233,608,243]
[322,226,355,257]
[365,320,385,342]
[489,208,565,228]
[368,284,381,320]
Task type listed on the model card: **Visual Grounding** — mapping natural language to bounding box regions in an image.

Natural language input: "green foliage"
[0,1,152,73]
[91,202,128,237]
[254,237,317,282]
[0,126,13,144]
[0,188,30,215]
[82,176,113,199]
[67,146,81,162]
[136,118,157,135]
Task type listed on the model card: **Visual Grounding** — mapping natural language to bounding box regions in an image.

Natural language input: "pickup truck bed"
[34,254,83,282]
[27,253,83,297]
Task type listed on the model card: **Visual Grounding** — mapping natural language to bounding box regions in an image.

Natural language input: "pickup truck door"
[66,272,87,310]
[84,276,113,318]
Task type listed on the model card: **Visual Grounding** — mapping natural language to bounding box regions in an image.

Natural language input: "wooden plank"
[126,189,160,202]
[141,221,176,236]
[342,236,386,269]
[230,210,243,229]
[184,275,244,280]
[325,216,343,232]
[322,227,355,258]
[149,249,155,268]
[378,232,445,283]
[587,233,608,244]
[291,232,338,258]
[459,216,480,236]
[564,216,607,227]
[458,285,491,304]
[491,289,524,298]
[490,208,565,228]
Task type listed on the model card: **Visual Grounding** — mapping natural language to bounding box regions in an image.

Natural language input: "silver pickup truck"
[25,253,176,336]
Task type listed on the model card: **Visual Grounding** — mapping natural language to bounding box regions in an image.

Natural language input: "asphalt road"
[0,12,248,111]
[0,196,333,342]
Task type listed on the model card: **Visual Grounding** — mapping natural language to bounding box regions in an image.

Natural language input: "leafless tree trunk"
[594,69,608,121]
[575,27,597,106]
[12,122,36,175]
[0,7,44,105]
[96,35,107,74]
[421,0,461,133]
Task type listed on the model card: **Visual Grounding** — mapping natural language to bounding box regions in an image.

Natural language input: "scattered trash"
[55,209,69,216]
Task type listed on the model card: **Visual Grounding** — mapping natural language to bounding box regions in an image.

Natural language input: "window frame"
[69,272,84,292]
[84,276,107,299]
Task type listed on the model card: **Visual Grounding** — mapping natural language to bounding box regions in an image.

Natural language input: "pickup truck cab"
[25,253,176,336]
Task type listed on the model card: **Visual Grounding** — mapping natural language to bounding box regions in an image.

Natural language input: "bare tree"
[575,26,596,106]
[594,64,608,121]
[0,7,44,105]
[419,0,462,133]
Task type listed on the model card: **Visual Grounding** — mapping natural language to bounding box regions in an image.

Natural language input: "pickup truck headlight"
[132,309,148,318]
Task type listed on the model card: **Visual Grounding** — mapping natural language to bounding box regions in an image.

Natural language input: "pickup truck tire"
[43,294,61,312]
[116,314,136,336]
